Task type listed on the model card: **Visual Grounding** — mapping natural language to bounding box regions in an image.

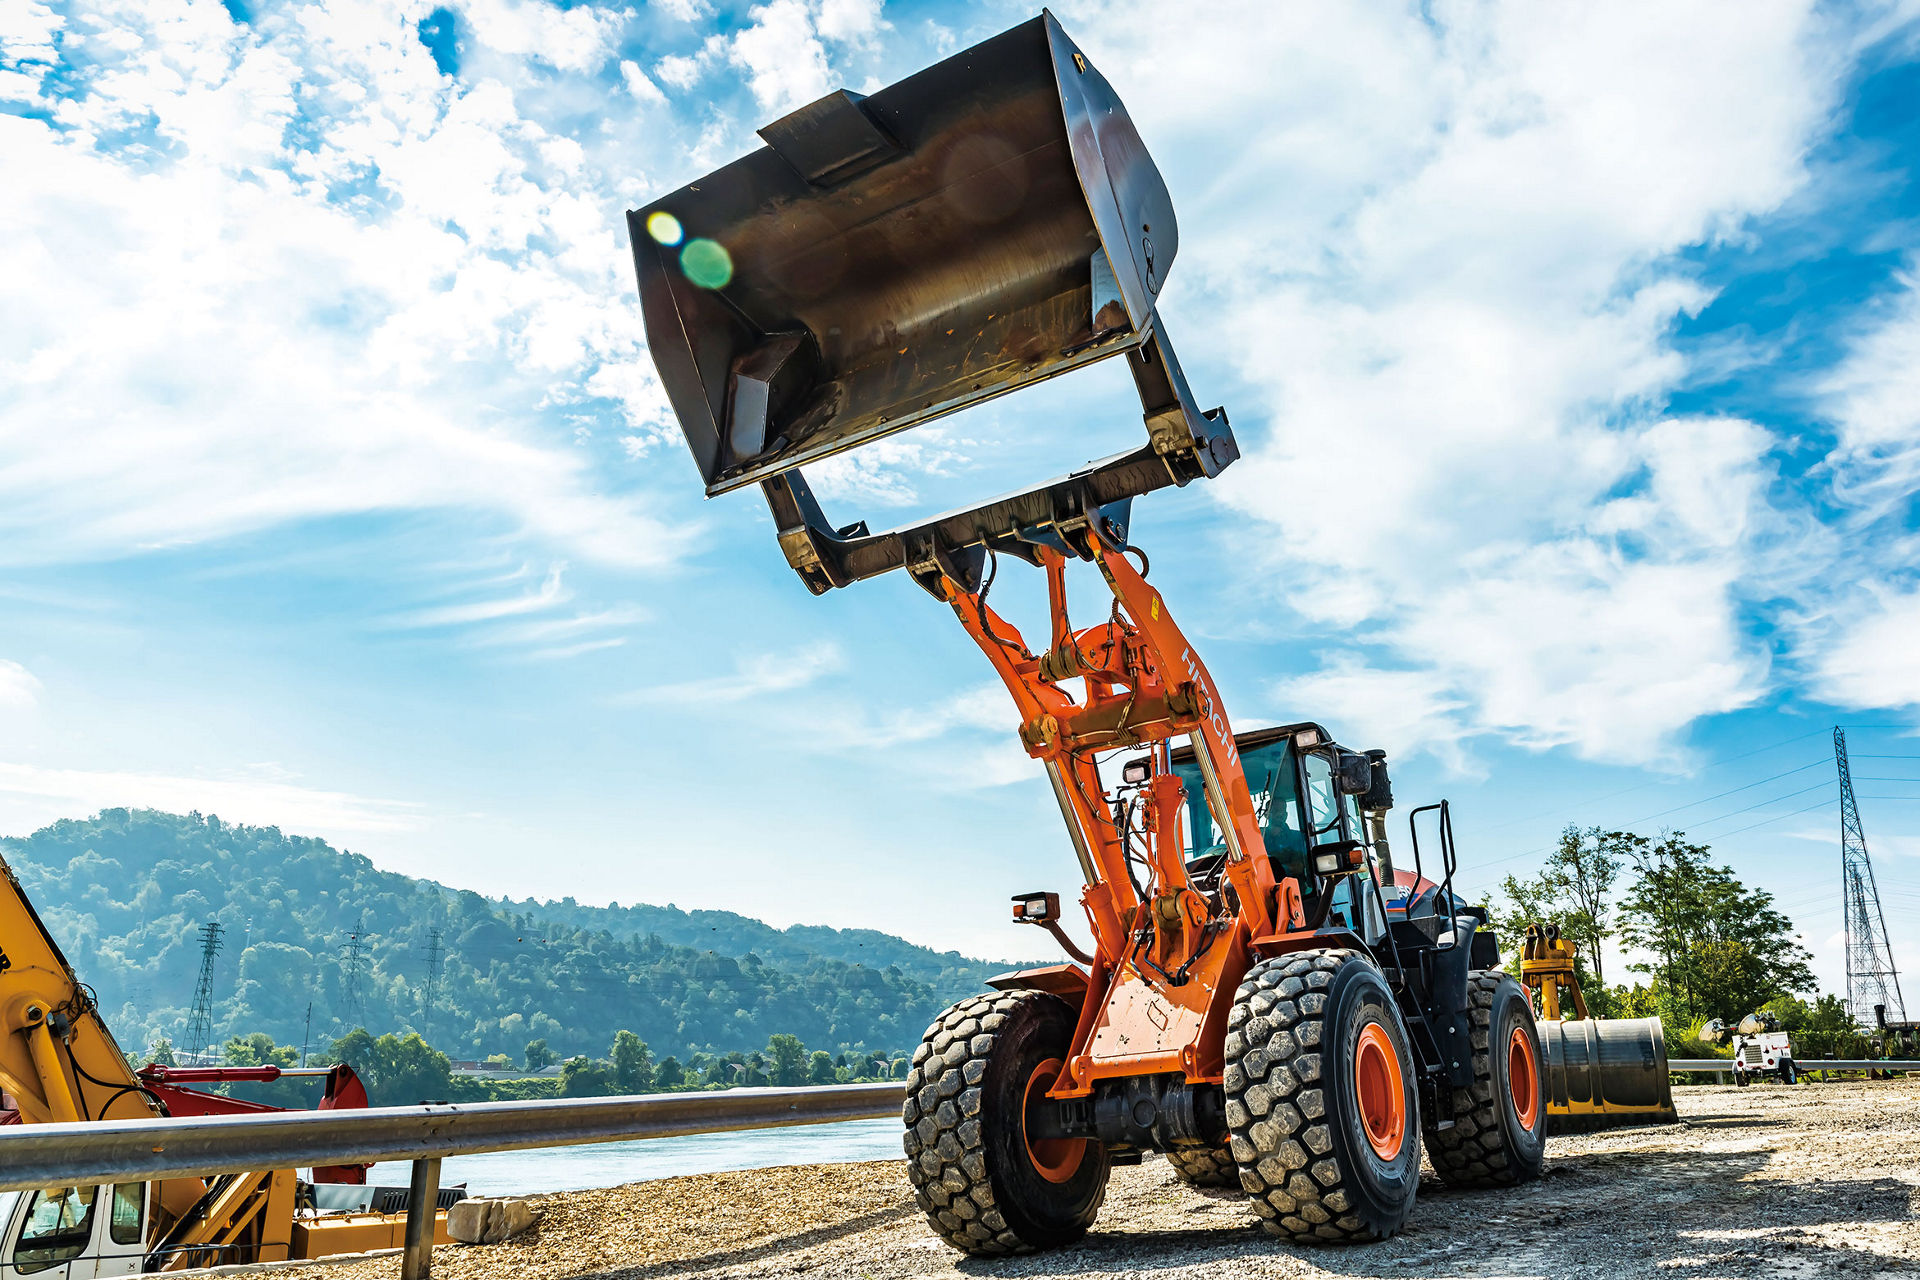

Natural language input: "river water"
[364,1117,904,1197]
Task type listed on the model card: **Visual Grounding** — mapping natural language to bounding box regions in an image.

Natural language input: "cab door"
[82,1186,144,1278]
[2,1185,99,1279]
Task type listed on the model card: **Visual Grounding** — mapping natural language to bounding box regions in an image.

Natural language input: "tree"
[766,1034,807,1086]
[560,1055,612,1097]
[147,1036,178,1067]
[807,1050,836,1084]
[1617,833,1815,1027]
[223,1032,297,1068]
[610,1030,653,1093]
[330,1029,453,1106]
[655,1056,685,1088]
[482,1053,513,1071]
[524,1039,555,1072]
[1492,825,1625,995]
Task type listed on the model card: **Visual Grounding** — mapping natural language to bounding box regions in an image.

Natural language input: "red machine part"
[137,1063,372,1183]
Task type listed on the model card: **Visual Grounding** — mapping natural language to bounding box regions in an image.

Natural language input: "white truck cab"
[0,1185,147,1279]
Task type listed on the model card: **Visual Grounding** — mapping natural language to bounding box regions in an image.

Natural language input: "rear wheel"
[1164,1143,1238,1188]
[1425,971,1547,1187]
[1225,948,1421,1243]
[903,990,1108,1255]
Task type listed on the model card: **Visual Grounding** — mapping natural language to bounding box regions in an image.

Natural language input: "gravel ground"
[319,1079,1920,1280]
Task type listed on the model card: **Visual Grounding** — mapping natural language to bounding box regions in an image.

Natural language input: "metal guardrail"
[0,1082,905,1278]
[1668,1058,1920,1072]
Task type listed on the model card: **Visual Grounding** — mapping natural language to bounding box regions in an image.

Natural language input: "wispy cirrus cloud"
[392,562,572,629]
[619,642,844,705]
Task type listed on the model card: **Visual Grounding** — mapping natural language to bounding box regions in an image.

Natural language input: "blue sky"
[1,0,1917,1001]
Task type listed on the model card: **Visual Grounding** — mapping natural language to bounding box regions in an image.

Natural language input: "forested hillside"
[1,809,1011,1064]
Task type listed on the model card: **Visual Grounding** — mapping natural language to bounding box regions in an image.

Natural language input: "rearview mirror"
[1335,751,1373,796]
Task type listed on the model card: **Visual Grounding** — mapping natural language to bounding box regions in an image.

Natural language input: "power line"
[1710,798,1832,840]
[1475,726,1833,835]
[1614,759,1829,827]
[1684,780,1835,831]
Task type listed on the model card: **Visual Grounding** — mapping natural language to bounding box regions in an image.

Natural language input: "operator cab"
[1168,722,1390,938]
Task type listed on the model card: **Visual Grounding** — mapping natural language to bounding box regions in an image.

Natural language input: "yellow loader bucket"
[628,11,1236,595]
[1520,923,1678,1133]
[1538,1017,1677,1133]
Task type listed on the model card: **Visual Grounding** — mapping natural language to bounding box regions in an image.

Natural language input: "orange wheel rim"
[1353,1022,1406,1161]
[1508,1025,1540,1131]
[1022,1058,1086,1184]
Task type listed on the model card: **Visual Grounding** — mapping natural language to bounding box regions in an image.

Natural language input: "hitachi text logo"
[1180,648,1237,768]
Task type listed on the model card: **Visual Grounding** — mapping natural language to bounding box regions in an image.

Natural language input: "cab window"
[1176,737,1312,884]
[110,1183,142,1246]
[1301,750,1343,843]
[13,1185,97,1274]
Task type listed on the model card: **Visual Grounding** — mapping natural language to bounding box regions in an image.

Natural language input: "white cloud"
[728,0,833,113]
[619,58,667,106]
[621,642,844,703]
[1812,586,1920,709]
[0,0,63,97]
[651,0,712,21]
[0,0,683,572]
[458,0,625,72]
[1819,261,1920,518]
[710,0,889,114]
[0,660,40,710]
[1063,0,1841,763]
[815,0,885,46]
[804,427,971,509]
[0,761,426,836]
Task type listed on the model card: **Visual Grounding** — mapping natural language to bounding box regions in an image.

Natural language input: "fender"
[985,963,1092,1011]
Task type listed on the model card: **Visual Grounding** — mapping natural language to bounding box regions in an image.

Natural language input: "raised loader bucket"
[630,11,1236,594]
[1539,1017,1678,1134]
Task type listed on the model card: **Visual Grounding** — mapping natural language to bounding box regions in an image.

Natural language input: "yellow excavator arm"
[0,852,159,1124]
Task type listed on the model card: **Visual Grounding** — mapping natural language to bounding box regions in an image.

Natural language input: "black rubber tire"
[1224,948,1422,1243]
[1424,971,1547,1188]
[1780,1060,1797,1085]
[903,990,1108,1255]
[1734,1067,1749,1087]
[1164,1143,1239,1188]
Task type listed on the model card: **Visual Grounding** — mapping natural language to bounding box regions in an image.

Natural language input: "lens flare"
[680,238,733,289]
[645,211,684,246]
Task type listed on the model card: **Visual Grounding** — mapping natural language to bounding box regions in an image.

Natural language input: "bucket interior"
[631,13,1179,496]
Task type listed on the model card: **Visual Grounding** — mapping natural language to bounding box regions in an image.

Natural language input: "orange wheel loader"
[629,11,1553,1250]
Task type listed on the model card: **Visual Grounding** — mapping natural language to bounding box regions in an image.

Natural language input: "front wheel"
[1780,1060,1797,1085]
[903,990,1108,1255]
[1424,972,1547,1187]
[1225,948,1422,1243]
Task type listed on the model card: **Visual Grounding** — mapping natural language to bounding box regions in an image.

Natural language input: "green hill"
[1,809,1014,1065]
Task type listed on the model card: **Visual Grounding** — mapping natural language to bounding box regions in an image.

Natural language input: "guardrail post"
[403,1156,442,1280]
